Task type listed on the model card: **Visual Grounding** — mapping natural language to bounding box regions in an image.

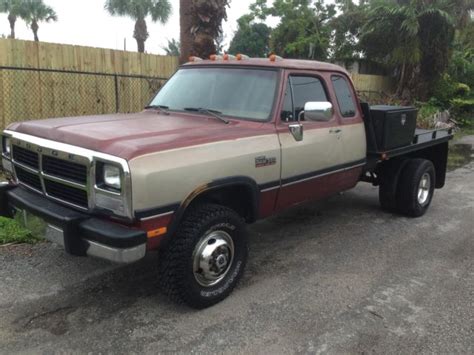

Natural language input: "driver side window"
[281,75,329,122]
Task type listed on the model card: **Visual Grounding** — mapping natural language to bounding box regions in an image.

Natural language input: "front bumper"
[0,184,147,264]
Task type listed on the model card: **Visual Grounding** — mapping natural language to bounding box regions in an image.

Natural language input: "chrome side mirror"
[303,101,333,122]
[289,123,303,142]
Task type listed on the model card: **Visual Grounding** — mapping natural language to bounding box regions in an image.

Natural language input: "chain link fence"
[0,66,168,129]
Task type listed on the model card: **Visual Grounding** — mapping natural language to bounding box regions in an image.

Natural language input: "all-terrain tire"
[158,204,248,309]
[397,159,436,217]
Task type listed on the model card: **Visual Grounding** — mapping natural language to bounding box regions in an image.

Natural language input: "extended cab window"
[150,68,278,121]
[332,75,356,117]
[281,75,329,122]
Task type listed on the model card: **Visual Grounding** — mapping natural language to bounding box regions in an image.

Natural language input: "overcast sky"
[0,0,268,54]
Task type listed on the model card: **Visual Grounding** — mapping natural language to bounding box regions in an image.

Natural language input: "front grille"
[43,156,88,184]
[16,167,42,191]
[12,146,39,169]
[12,142,89,210]
[44,180,88,208]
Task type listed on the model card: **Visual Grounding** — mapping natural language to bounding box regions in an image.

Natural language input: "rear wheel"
[397,159,436,217]
[158,204,248,309]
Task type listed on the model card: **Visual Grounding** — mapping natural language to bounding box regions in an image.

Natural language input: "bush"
[455,83,470,97]
[450,98,474,125]
[432,74,458,108]
[416,101,441,129]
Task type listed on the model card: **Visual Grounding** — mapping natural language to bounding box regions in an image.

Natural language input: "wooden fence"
[0,39,179,129]
[351,73,395,95]
[0,39,395,129]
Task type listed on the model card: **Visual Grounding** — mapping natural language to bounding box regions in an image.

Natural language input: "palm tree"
[105,0,172,53]
[179,0,230,63]
[0,0,23,39]
[162,38,180,56]
[19,0,57,42]
[360,0,455,98]
[179,0,193,63]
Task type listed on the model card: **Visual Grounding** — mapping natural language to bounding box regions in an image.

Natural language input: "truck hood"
[7,111,273,160]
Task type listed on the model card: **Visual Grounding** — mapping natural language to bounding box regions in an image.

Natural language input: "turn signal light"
[147,227,168,238]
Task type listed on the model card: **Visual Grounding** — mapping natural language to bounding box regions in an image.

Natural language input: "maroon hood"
[7,111,274,160]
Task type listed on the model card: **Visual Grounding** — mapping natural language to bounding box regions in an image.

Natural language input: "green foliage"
[359,0,456,99]
[105,0,171,52]
[1,0,37,38]
[331,0,367,62]
[0,0,23,19]
[19,0,57,41]
[449,23,474,88]
[19,0,57,24]
[105,0,171,22]
[162,38,180,56]
[0,217,40,245]
[455,83,471,97]
[416,101,441,129]
[248,0,336,60]
[228,15,271,57]
[450,97,474,118]
[432,74,459,108]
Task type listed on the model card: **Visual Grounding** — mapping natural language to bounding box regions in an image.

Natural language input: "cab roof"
[182,58,350,75]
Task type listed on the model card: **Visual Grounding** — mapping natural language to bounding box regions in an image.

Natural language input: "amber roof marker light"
[209,54,223,61]
[223,54,236,61]
[269,54,283,62]
[188,56,203,62]
[236,54,250,61]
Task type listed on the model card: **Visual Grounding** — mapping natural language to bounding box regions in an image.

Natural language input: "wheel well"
[404,142,449,188]
[188,184,258,223]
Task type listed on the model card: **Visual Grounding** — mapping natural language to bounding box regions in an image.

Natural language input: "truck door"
[330,74,367,168]
[275,72,362,210]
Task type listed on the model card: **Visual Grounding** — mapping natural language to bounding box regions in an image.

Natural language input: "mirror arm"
[298,110,305,122]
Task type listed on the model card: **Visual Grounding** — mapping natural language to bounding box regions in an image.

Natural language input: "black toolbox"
[369,105,417,150]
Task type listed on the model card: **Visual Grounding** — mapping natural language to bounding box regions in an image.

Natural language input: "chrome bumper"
[1,185,147,264]
[43,224,146,264]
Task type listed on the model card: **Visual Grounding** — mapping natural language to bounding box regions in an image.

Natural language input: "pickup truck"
[0,57,453,308]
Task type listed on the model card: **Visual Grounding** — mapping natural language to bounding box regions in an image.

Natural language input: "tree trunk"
[180,0,194,63]
[32,21,39,42]
[134,18,148,53]
[8,13,16,39]
[396,60,406,97]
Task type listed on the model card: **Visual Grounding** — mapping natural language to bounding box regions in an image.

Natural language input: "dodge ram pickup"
[0,56,453,308]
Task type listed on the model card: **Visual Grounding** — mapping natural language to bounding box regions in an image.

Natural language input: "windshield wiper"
[184,107,229,124]
[145,104,170,115]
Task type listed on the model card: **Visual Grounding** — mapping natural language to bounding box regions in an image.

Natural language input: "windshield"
[149,67,278,121]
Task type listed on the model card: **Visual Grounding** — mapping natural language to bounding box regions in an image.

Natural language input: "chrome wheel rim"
[193,230,234,287]
[417,173,431,206]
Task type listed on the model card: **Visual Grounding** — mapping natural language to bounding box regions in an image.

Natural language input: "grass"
[0,216,42,245]
[0,172,42,245]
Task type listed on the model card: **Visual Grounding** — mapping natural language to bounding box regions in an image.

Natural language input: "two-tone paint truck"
[0,56,453,308]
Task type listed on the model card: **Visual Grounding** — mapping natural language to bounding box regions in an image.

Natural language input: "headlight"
[2,136,11,156]
[103,164,122,190]
[94,160,130,219]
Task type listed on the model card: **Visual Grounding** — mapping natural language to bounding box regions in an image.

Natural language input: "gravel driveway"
[1,137,473,354]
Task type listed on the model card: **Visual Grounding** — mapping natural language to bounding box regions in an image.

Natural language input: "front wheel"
[158,204,248,309]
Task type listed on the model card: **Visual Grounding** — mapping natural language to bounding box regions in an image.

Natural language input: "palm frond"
[150,0,171,23]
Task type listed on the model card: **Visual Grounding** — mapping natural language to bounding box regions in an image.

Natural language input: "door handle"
[329,128,342,134]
